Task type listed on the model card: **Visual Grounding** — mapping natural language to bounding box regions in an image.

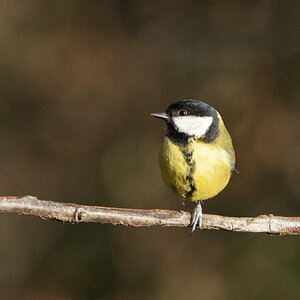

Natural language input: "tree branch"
[0,196,299,235]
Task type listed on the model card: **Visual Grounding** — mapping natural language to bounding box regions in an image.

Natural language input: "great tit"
[151,99,236,232]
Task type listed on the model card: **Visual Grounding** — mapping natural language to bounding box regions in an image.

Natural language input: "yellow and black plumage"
[151,100,236,231]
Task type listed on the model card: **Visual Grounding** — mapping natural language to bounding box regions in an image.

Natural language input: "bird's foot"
[191,201,202,232]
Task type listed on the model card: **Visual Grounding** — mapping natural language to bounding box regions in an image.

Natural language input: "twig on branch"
[0,196,299,235]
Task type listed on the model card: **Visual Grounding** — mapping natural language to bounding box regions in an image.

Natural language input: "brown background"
[0,1,299,299]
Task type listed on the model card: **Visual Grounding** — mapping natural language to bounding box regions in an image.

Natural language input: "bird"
[151,99,236,232]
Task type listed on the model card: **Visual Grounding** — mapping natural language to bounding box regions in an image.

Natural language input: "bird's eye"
[178,109,187,116]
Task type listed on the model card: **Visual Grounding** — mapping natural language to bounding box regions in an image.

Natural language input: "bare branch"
[0,196,299,235]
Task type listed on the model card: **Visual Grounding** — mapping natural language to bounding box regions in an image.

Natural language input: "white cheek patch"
[173,116,213,138]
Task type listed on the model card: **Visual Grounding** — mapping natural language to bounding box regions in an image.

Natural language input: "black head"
[151,99,219,145]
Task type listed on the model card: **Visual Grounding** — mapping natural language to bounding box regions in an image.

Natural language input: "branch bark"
[0,196,299,235]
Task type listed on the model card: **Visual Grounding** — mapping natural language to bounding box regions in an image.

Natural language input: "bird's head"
[151,99,220,144]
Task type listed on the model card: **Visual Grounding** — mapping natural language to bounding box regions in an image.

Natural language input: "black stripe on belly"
[185,175,196,198]
[180,147,197,199]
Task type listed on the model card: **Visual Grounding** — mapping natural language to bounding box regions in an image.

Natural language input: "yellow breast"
[158,120,234,202]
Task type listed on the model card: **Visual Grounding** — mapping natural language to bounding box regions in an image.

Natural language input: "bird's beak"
[150,112,169,120]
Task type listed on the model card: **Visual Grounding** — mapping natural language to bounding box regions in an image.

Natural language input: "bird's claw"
[191,201,202,232]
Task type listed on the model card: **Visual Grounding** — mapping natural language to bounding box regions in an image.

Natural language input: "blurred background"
[0,0,299,299]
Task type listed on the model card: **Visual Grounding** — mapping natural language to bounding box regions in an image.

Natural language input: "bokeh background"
[0,1,299,299]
